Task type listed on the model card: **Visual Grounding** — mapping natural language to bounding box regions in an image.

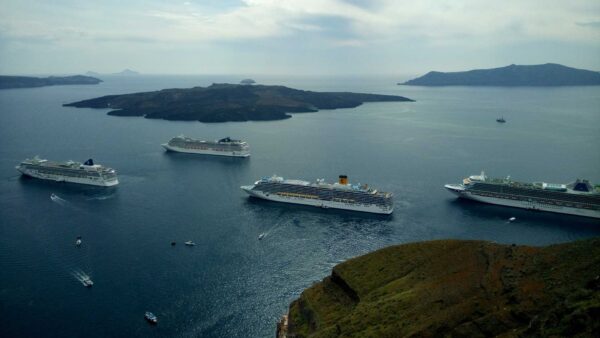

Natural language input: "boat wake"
[72,269,92,286]
[50,193,67,205]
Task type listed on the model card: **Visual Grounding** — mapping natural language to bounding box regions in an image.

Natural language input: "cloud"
[1,0,598,47]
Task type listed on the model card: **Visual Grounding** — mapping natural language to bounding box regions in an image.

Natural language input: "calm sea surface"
[1,75,599,337]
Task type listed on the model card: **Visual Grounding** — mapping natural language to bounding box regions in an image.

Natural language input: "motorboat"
[184,241,195,246]
[145,311,158,324]
[171,241,176,246]
[82,277,93,287]
[76,236,82,247]
[258,233,265,240]
[508,217,516,222]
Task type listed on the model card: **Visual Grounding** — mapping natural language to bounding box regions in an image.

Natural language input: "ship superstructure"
[16,157,118,187]
[241,175,393,214]
[162,135,250,157]
[445,171,600,219]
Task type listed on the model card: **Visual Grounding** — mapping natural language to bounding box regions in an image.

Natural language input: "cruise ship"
[162,135,250,157]
[445,171,600,219]
[16,156,118,187]
[241,175,393,214]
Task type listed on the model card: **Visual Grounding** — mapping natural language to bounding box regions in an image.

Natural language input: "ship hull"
[242,186,393,214]
[17,166,118,187]
[445,184,600,219]
[162,144,250,157]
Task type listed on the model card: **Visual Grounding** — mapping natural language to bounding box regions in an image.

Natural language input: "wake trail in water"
[50,193,67,205]
[259,214,290,240]
[71,269,92,286]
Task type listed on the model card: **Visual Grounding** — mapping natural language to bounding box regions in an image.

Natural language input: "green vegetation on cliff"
[284,238,600,337]
[63,83,413,122]
[0,75,102,89]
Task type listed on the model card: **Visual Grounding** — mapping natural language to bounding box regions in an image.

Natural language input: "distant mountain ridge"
[63,83,413,122]
[85,69,140,76]
[402,63,600,86]
[0,75,102,89]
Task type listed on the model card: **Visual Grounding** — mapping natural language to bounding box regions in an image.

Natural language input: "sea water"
[0,75,599,337]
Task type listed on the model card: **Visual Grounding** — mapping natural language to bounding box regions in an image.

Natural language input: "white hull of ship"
[241,186,393,215]
[17,167,118,187]
[162,144,250,157]
[445,184,600,219]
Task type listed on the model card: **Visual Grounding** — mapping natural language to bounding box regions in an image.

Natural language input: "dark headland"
[0,75,102,89]
[63,83,413,122]
[401,63,600,86]
[278,238,600,338]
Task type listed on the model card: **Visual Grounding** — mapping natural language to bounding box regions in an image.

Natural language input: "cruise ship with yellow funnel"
[241,175,393,214]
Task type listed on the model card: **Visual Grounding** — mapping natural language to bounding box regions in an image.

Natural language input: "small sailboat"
[184,241,195,246]
[75,236,82,247]
[496,117,506,123]
[145,311,158,324]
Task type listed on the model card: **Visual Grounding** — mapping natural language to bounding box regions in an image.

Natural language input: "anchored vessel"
[162,135,250,157]
[16,157,118,187]
[241,175,393,214]
[445,171,600,219]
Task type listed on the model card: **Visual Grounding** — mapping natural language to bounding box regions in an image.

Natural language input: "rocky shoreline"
[277,238,600,337]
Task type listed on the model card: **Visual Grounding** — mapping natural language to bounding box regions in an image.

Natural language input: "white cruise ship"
[445,171,600,219]
[162,135,250,157]
[241,175,393,214]
[16,157,118,187]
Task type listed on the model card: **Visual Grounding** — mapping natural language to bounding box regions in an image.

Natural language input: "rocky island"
[278,238,600,337]
[401,63,600,86]
[63,83,413,122]
[0,75,102,89]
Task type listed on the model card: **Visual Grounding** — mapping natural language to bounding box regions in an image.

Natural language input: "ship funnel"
[339,175,348,185]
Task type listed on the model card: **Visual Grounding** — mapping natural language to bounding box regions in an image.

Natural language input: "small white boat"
[508,217,516,222]
[75,236,82,247]
[82,277,93,287]
[145,311,158,324]
[184,241,195,246]
[50,193,59,201]
[258,233,265,240]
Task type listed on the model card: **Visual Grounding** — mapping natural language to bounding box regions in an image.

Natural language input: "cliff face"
[283,238,600,337]
[63,83,413,123]
[401,63,600,86]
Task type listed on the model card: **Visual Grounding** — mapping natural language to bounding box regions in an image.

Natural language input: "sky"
[0,0,599,76]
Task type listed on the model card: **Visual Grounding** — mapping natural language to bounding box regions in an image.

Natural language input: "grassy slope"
[287,238,600,337]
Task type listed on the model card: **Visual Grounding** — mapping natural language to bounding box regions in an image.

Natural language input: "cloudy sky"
[1,0,599,76]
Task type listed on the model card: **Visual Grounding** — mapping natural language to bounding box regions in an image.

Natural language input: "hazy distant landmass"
[401,63,600,86]
[0,75,102,89]
[113,69,140,76]
[279,238,600,338]
[240,78,256,85]
[63,83,413,122]
[85,69,140,76]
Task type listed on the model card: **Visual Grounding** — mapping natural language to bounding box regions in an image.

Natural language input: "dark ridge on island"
[63,83,414,123]
[0,75,102,89]
[401,63,600,86]
[278,238,600,338]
